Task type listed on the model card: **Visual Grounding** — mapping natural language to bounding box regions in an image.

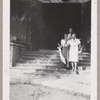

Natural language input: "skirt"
[69,46,79,62]
[62,46,69,59]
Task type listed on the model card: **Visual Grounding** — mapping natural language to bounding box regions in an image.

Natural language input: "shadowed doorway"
[30,3,90,50]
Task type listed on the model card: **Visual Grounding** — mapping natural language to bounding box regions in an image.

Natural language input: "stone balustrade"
[10,42,27,67]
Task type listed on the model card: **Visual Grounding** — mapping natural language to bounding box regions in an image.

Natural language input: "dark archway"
[31,3,82,50]
[10,0,91,51]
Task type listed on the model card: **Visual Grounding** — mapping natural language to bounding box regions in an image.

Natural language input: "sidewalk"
[10,67,90,98]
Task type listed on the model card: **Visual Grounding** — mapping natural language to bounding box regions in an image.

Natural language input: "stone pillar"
[80,1,91,48]
[10,42,27,67]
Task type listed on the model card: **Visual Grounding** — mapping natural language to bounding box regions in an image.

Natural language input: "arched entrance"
[31,3,82,50]
[29,2,91,51]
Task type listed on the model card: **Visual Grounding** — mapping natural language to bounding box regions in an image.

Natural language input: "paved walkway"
[10,67,90,98]
[10,50,91,100]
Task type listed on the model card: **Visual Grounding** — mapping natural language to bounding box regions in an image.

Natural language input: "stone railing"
[10,42,27,67]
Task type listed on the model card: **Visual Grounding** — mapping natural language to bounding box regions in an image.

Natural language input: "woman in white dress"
[58,34,67,64]
[67,34,81,74]
[58,34,69,66]
[58,28,74,68]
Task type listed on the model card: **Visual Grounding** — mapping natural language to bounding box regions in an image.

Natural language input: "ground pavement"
[10,50,91,100]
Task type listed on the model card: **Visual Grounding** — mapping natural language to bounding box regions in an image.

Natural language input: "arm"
[66,40,70,47]
[78,39,81,51]
[57,42,63,50]
[58,43,62,48]
[78,43,81,50]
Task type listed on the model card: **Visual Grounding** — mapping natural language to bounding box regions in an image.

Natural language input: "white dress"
[57,39,66,64]
[61,39,65,47]
[67,39,81,62]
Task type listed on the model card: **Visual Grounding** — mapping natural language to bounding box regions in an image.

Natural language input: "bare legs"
[71,62,79,74]
[71,62,74,70]
[65,59,69,68]
[66,47,69,68]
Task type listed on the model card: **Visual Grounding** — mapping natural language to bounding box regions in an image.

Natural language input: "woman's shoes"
[72,67,75,71]
[76,70,79,75]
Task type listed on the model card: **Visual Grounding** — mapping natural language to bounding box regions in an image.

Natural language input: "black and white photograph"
[2,0,97,100]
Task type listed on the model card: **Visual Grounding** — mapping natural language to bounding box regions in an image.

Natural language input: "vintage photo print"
[3,0,97,100]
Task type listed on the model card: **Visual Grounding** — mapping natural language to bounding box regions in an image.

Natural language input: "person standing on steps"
[57,34,67,65]
[67,34,81,74]
[58,28,74,68]
[64,28,74,68]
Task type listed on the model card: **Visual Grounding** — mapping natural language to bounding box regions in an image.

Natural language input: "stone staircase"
[15,50,90,73]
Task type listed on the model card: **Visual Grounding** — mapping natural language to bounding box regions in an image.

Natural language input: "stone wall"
[10,42,27,67]
[80,1,91,52]
[10,19,27,44]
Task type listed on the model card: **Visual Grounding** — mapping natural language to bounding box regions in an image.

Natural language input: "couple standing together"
[58,28,81,74]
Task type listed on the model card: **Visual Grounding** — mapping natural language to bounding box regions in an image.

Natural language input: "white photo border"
[3,0,97,100]
[91,0,97,100]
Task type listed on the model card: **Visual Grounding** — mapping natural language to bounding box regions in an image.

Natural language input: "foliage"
[10,0,39,24]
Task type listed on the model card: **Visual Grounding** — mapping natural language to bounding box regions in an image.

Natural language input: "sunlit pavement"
[10,50,91,100]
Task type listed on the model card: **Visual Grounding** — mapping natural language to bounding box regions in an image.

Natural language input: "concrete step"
[16,65,90,70]
[22,50,90,54]
[35,69,60,72]
[17,57,90,63]
[21,52,59,55]
[16,62,90,68]
[17,58,90,66]
[16,63,59,67]
[18,57,90,61]
[21,55,59,58]
[21,51,90,58]
[17,60,90,64]
[21,53,90,57]
[20,56,90,61]
[16,50,91,72]
[13,64,90,73]
[21,52,90,56]
[15,66,60,71]
[78,63,90,66]
[22,50,90,53]
[35,67,90,73]
[20,56,90,60]
[17,58,90,64]
[22,50,59,55]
